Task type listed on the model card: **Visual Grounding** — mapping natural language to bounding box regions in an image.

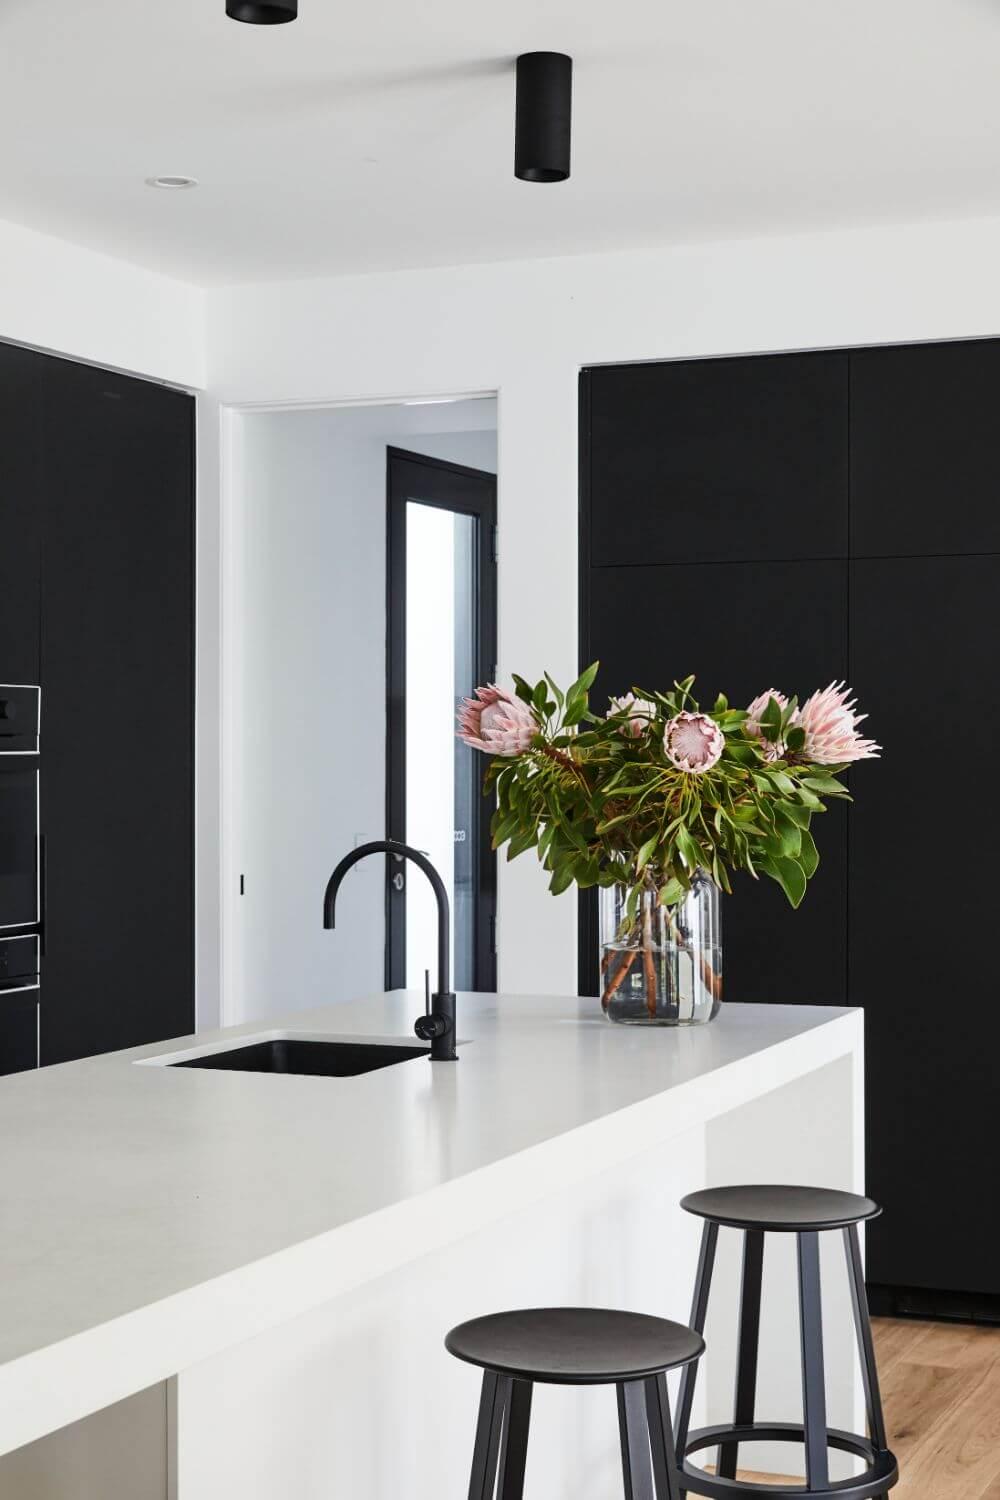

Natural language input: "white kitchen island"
[0,994,865,1498]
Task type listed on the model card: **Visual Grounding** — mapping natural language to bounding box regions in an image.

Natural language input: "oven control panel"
[0,686,41,755]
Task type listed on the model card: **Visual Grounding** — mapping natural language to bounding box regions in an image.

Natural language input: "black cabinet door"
[583,559,849,1005]
[851,555,1000,1295]
[0,992,38,1075]
[850,339,1000,558]
[0,342,42,684]
[40,360,194,1064]
[584,354,848,568]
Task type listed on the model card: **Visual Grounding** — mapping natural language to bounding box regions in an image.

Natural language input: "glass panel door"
[387,448,497,993]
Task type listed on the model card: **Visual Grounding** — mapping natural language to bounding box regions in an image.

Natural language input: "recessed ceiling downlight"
[145,175,198,190]
[226,0,297,21]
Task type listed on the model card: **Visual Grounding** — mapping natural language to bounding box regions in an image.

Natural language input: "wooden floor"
[720,1318,1000,1496]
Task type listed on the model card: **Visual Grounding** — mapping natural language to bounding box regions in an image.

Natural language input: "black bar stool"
[446,1306,704,1499]
[675,1185,898,1500]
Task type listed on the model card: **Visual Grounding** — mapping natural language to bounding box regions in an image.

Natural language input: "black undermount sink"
[170,1038,430,1076]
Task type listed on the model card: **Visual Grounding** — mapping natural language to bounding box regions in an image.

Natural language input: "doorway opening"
[386,447,497,994]
[223,394,497,1025]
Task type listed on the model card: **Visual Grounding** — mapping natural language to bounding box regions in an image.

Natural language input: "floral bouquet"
[458,666,879,1021]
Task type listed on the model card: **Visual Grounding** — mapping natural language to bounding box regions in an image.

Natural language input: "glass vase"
[599,873,722,1025]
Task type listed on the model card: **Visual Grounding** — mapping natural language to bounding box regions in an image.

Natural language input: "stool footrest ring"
[680,1421,898,1499]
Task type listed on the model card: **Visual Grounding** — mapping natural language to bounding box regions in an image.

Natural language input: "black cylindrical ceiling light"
[226,0,297,22]
[514,51,573,182]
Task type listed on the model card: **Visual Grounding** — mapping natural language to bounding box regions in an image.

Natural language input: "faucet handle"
[414,966,447,1044]
[414,1010,447,1043]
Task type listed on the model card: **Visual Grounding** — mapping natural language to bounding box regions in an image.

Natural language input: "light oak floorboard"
[705,1319,1000,1494]
[887,1322,1000,1500]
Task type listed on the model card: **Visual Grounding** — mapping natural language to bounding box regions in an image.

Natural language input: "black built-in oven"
[0,686,41,1072]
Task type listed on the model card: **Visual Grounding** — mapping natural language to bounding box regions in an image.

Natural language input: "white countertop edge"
[0,1008,862,1457]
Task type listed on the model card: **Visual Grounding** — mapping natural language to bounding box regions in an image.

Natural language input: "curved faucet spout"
[323,840,456,1060]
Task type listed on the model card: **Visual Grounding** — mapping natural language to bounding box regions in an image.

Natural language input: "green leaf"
[772,809,802,858]
[595,811,636,833]
[659,877,686,906]
[548,864,576,896]
[798,827,819,879]
[544,672,565,710]
[635,834,659,872]
[511,674,534,705]
[773,855,807,907]
[785,725,806,753]
[532,679,549,713]
[490,810,520,845]
[567,661,599,701]
[801,773,848,794]
[760,695,783,735]
[777,799,811,828]
[506,828,537,860]
[675,825,701,872]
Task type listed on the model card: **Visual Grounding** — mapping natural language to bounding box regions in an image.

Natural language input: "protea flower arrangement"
[458,666,879,1025]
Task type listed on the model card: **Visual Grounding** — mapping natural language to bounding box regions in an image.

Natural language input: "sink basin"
[168,1038,430,1076]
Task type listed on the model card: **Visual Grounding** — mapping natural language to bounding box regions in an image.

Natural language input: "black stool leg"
[844,1224,890,1497]
[646,1373,683,1500]
[718,1227,764,1480]
[467,1370,507,1500]
[618,1380,655,1500]
[497,1378,532,1500]
[797,1230,830,1491]
[674,1219,718,1456]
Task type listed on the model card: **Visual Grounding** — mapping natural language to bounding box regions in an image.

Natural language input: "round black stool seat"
[681,1183,881,1232]
[446,1306,703,1385]
[447,1307,704,1499]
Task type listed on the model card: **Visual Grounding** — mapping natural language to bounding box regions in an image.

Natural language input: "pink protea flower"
[457,684,537,757]
[795,682,880,765]
[746,689,789,760]
[664,711,724,773]
[607,692,657,738]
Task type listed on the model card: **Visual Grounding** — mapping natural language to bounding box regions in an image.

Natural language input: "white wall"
[229,400,495,1023]
[207,214,1000,1003]
[0,216,203,388]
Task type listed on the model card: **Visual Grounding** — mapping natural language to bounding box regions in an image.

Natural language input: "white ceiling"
[2,0,1000,286]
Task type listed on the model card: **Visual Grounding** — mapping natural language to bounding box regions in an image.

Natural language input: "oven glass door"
[0,766,40,930]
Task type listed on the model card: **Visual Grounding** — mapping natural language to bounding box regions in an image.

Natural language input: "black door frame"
[386,446,498,993]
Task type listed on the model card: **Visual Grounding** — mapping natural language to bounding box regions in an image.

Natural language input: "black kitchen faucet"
[323,840,458,1061]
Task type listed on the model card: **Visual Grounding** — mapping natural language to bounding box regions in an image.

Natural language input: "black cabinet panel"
[0,342,42,684]
[851,556,1000,1296]
[850,339,1000,557]
[585,354,848,567]
[40,360,194,1064]
[0,992,38,1075]
[584,561,848,1007]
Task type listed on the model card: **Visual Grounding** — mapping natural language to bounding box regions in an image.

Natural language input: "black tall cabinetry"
[581,338,1000,1309]
[0,341,195,1070]
[581,353,850,1010]
[0,344,42,684]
